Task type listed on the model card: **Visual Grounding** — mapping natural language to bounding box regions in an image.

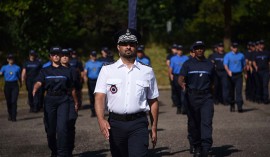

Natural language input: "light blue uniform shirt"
[223,51,246,73]
[136,57,151,66]
[170,55,189,74]
[84,60,103,79]
[0,64,21,81]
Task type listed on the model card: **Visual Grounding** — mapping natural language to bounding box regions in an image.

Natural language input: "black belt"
[188,89,210,95]
[232,72,242,75]
[109,112,146,121]
[47,91,67,96]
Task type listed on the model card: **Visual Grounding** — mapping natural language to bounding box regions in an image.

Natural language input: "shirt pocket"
[106,79,122,96]
[136,80,149,99]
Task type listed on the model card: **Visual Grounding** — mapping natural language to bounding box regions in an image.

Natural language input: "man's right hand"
[98,119,111,140]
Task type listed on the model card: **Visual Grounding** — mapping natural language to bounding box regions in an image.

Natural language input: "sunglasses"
[119,42,137,47]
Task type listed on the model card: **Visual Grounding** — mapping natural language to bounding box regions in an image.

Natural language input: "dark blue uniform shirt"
[210,53,225,71]
[36,65,74,92]
[97,57,114,65]
[252,50,270,71]
[180,57,215,90]
[23,60,42,78]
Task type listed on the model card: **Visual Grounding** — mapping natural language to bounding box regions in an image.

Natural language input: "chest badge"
[110,85,118,94]
[199,73,203,77]
[9,72,13,75]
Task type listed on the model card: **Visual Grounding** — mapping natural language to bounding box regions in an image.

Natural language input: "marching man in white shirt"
[94,28,159,157]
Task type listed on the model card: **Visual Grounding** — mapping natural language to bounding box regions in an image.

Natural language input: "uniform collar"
[116,58,140,70]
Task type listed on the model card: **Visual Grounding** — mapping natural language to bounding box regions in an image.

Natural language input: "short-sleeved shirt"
[223,51,246,73]
[36,65,74,92]
[252,50,270,71]
[84,60,103,79]
[136,56,151,66]
[42,61,51,68]
[94,59,159,114]
[170,55,189,74]
[0,64,21,82]
[23,60,42,78]
[210,53,225,71]
[179,57,215,90]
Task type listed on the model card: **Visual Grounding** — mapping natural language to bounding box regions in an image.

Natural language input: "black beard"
[120,51,136,59]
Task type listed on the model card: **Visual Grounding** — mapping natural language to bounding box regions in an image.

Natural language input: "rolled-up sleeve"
[147,70,159,99]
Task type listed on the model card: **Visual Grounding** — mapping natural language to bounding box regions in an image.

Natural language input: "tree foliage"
[0,0,269,63]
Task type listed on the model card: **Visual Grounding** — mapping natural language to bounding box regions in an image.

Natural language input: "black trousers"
[245,70,256,101]
[186,92,214,151]
[4,81,19,120]
[109,116,149,157]
[67,98,78,155]
[43,95,70,156]
[26,78,41,111]
[257,70,269,102]
[227,73,243,109]
[214,71,228,104]
[169,78,178,106]
[173,75,186,111]
[87,79,97,105]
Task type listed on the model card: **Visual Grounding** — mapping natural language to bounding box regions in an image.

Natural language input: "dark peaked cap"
[114,28,141,44]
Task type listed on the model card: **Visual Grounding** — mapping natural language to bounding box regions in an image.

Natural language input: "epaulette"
[103,61,116,66]
[138,61,152,67]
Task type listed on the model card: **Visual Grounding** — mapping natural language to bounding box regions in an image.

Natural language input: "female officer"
[60,48,79,156]
[0,54,21,122]
[32,47,78,157]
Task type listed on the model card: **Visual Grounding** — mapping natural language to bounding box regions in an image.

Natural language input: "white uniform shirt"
[94,59,159,114]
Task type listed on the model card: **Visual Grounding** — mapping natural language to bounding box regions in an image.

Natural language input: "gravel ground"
[0,90,270,157]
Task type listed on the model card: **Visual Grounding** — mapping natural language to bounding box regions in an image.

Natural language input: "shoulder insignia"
[138,61,152,67]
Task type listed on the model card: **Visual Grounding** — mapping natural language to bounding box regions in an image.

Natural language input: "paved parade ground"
[0,89,270,157]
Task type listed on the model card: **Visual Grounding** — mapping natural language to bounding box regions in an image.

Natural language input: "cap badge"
[110,85,118,94]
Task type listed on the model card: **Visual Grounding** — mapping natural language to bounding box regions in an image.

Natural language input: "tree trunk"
[224,0,232,51]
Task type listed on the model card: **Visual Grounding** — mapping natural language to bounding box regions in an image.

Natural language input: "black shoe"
[238,109,243,113]
[193,148,201,157]
[201,150,209,157]
[176,107,181,114]
[51,152,57,157]
[230,105,235,112]
[11,118,16,122]
[8,116,12,121]
[189,145,195,154]
[264,100,269,104]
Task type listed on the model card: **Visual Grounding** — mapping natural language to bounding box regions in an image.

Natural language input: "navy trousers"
[227,73,243,109]
[67,98,78,155]
[186,92,214,151]
[257,70,269,102]
[173,75,186,111]
[109,116,149,157]
[44,95,70,157]
[4,81,19,120]
[87,79,97,114]
[214,71,228,104]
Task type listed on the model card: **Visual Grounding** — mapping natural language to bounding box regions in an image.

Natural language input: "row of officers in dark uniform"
[167,39,270,115]
[0,34,269,157]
